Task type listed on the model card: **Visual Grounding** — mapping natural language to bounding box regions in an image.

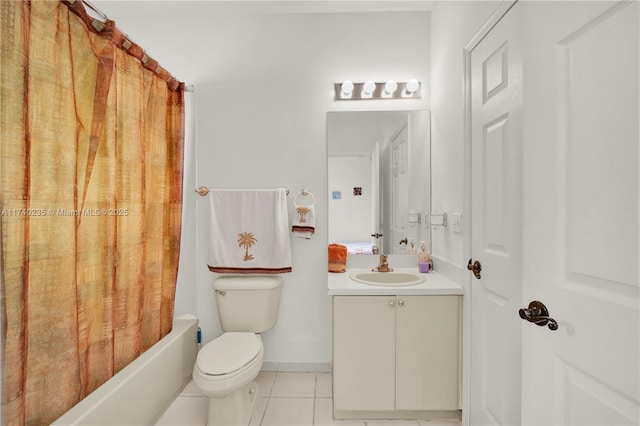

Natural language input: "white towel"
[207,189,292,274]
[292,204,315,239]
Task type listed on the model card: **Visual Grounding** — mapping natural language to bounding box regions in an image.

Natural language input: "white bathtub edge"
[52,317,199,426]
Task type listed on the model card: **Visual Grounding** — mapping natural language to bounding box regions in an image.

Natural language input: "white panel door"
[371,142,382,246]
[390,124,409,254]
[521,1,639,424]
[469,2,523,425]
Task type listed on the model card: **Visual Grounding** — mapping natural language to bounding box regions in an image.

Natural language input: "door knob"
[467,258,482,279]
[519,301,558,331]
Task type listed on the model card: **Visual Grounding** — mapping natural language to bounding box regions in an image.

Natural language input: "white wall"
[328,156,372,244]
[407,110,431,251]
[429,1,502,272]
[429,3,507,419]
[96,2,431,367]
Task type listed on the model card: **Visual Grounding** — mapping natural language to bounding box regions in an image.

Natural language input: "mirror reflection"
[327,110,431,256]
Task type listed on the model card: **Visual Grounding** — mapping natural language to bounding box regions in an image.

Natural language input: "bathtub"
[52,316,199,426]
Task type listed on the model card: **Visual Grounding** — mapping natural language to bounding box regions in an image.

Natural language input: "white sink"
[349,271,425,286]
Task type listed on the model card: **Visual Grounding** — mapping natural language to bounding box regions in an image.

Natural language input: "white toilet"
[193,276,283,426]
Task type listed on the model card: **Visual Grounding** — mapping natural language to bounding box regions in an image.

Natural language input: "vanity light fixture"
[334,80,421,101]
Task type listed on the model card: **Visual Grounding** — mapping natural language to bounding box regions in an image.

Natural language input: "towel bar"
[195,186,289,196]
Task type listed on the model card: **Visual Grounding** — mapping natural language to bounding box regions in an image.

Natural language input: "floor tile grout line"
[260,371,319,425]
[257,371,277,425]
[268,396,316,398]
[160,373,460,426]
[312,373,318,425]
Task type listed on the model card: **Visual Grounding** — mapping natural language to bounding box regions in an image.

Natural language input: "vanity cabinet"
[333,295,461,419]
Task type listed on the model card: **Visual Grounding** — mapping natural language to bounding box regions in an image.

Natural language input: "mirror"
[327,110,430,256]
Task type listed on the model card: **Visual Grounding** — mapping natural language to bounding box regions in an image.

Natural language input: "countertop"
[328,267,464,296]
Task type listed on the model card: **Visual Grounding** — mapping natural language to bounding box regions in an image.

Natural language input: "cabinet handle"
[389,301,395,308]
[397,299,404,307]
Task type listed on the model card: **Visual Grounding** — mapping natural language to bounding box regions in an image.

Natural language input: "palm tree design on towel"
[238,232,257,261]
[296,206,310,223]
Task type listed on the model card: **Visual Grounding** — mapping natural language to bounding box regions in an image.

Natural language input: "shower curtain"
[0,1,185,424]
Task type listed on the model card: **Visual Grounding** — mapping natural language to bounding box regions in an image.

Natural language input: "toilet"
[192,275,283,426]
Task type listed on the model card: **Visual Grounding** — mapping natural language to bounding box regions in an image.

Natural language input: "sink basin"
[349,271,425,286]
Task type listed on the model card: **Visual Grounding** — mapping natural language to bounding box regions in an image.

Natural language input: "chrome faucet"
[372,254,393,272]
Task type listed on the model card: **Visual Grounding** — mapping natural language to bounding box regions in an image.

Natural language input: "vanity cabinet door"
[395,295,461,411]
[333,296,396,411]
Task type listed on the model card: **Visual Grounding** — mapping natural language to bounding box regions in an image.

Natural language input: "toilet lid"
[197,332,261,376]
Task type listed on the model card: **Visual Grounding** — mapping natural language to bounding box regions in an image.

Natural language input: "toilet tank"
[213,276,283,333]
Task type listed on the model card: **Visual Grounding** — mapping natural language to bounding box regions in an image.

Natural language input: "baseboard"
[334,409,461,421]
[262,362,332,373]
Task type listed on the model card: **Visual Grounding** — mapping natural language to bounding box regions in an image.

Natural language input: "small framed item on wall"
[332,191,341,200]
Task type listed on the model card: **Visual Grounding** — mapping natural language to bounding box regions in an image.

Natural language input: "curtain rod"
[64,0,185,92]
[80,0,107,21]
[75,0,194,94]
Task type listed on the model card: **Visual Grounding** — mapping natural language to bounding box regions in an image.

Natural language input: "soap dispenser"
[418,241,432,273]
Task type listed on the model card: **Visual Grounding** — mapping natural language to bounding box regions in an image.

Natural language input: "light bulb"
[362,80,376,97]
[404,79,419,96]
[341,81,354,98]
[384,80,397,96]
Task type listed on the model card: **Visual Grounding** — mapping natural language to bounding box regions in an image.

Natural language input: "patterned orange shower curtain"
[0,1,184,424]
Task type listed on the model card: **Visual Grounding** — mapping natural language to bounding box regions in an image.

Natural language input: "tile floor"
[155,371,461,426]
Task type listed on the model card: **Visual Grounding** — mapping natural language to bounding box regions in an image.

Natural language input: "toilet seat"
[196,332,261,376]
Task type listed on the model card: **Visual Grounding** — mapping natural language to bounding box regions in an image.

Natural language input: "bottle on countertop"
[418,241,433,273]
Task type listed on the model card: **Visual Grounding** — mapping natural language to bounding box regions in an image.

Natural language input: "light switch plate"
[451,213,462,233]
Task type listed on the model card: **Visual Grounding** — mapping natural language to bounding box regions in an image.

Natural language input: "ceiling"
[92,1,435,20]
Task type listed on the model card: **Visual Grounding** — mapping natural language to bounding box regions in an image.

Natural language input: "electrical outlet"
[451,213,462,233]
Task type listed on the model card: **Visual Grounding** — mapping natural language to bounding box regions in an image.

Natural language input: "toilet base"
[206,381,259,426]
